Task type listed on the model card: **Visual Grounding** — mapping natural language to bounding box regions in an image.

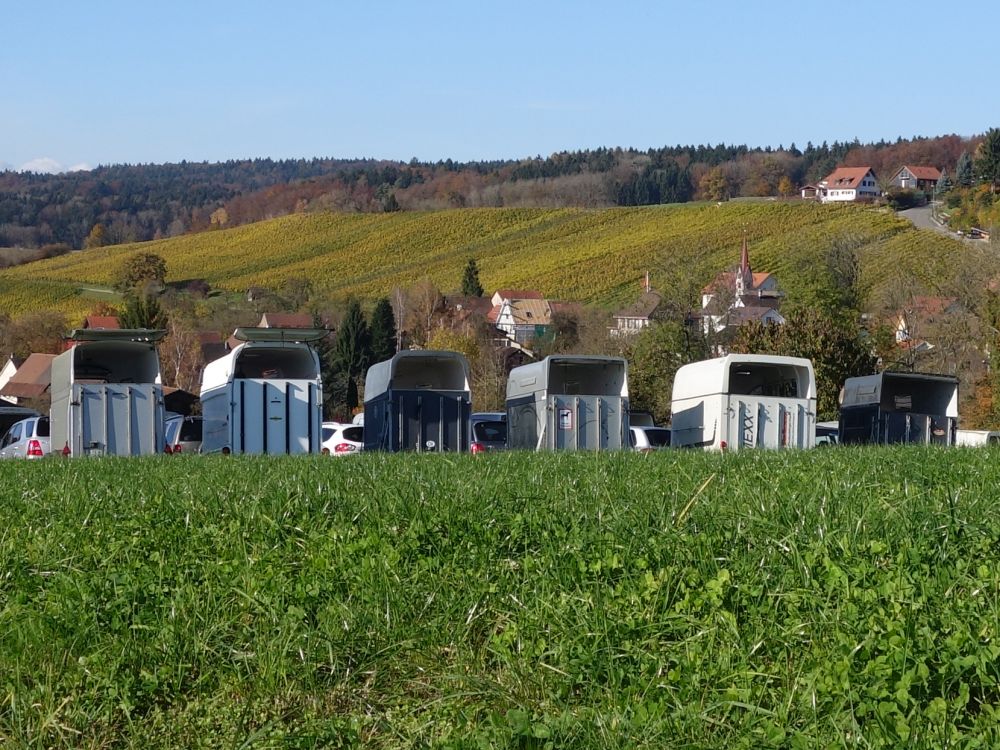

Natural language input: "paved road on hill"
[899,206,993,249]
[899,206,948,234]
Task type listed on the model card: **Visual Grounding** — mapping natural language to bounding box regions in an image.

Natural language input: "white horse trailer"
[671,354,816,450]
[839,371,958,446]
[363,350,472,452]
[49,329,167,456]
[200,328,325,454]
[506,355,629,451]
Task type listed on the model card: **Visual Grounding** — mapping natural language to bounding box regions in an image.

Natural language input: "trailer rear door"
[726,396,811,449]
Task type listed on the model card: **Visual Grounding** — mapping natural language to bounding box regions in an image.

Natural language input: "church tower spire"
[735,231,753,297]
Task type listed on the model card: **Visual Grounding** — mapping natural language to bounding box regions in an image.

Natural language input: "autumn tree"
[461,258,484,297]
[117,252,168,294]
[281,277,313,311]
[0,311,69,359]
[699,167,730,201]
[84,223,107,249]
[778,175,795,198]
[159,317,203,391]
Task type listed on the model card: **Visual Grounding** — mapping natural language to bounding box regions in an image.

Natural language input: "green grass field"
[2,449,999,747]
[0,202,986,320]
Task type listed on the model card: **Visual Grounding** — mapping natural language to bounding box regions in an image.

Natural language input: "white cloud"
[16,158,92,174]
[19,157,64,174]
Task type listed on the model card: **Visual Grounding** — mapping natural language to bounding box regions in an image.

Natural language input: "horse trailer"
[506,355,629,451]
[363,350,472,452]
[839,371,958,446]
[200,327,325,454]
[49,329,167,456]
[671,354,816,450]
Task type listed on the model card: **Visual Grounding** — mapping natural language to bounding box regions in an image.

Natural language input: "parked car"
[815,421,839,447]
[629,425,671,452]
[471,413,507,452]
[0,415,51,459]
[322,422,363,455]
[165,414,204,454]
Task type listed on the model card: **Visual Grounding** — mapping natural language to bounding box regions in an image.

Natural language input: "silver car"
[0,416,51,458]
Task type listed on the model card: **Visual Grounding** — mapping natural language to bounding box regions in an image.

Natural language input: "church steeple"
[736,232,753,296]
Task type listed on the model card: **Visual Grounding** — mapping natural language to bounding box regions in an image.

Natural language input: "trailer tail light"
[719,440,728,450]
[470,441,486,454]
[164,444,173,454]
[27,439,44,457]
[62,442,71,457]
[172,444,182,454]
[334,443,355,454]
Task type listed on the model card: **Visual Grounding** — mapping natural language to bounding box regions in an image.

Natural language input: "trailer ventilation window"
[233,347,318,379]
[392,357,467,391]
[548,362,626,397]
[73,342,160,383]
[728,363,802,398]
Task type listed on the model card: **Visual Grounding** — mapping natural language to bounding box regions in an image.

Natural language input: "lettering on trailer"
[742,408,755,448]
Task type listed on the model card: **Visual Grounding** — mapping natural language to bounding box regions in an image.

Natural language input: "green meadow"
[2,449,999,747]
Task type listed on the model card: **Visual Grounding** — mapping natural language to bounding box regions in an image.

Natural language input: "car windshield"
[178,419,202,441]
[644,428,671,447]
[473,420,506,442]
[343,426,363,442]
[36,417,50,437]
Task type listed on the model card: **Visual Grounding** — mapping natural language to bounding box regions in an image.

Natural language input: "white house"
[0,356,22,405]
[817,166,880,203]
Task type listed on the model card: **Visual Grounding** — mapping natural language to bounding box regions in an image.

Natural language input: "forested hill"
[0,133,979,251]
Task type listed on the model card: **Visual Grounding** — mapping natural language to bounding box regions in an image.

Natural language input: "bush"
[885,188,925,210]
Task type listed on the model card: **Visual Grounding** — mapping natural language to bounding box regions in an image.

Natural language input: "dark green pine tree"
[956,151,974,187]
[311,315,341,419]
[330,300,371,413]
[974,127,1000,193]
[119,291,167,330]
[334,300,372,379]
[461,258,484,297]
[369,297,397,364]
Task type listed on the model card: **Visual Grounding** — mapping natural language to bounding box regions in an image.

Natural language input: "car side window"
[8,423,23,444]
[0,428,11,448]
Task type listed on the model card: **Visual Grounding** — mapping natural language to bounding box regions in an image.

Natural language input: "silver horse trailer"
[671,354,816,450]
[49,329,167,456]
[363,350,472,452]
[506,355,629,451]
[200,327,325,454]
[839,371,958,445]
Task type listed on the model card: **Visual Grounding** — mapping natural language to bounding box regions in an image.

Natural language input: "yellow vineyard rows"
[0,203,975,319]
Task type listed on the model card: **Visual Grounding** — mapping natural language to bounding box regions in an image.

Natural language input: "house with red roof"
[890,165,942,193]
[817,166,880,203]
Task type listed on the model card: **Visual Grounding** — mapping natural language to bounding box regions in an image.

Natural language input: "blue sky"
[3,0,998,172]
